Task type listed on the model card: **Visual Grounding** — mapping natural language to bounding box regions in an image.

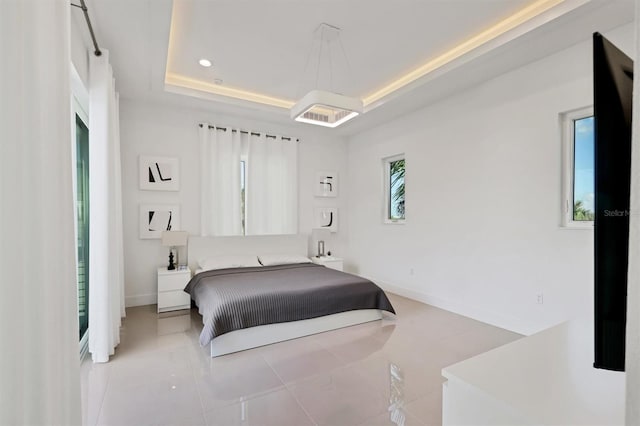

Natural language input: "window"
[562,107,594,227]
[71,63,90,356]
[384,155,406,223]
[200,126,298,236]
[75,113,90,341]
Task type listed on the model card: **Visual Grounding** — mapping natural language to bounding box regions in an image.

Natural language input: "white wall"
[119,100,348,306]
[70,11,89,88]
[626,3,640,424]
[346,24,634,335]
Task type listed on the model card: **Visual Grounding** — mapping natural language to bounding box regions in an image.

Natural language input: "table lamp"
[161,231,188,270]
[311,228,331,257]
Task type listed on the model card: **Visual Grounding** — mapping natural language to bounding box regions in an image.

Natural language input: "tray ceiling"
[87,0,635,132]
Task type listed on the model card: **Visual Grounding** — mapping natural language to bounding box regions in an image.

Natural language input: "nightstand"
[311,256,344,271]
[157,267,191,313]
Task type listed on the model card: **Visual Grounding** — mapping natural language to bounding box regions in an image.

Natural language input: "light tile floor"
[81,293,521,426]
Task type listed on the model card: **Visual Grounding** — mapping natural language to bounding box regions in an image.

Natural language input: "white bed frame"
[188,234,386,357]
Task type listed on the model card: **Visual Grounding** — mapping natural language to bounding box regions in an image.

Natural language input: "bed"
[186,235,396,357]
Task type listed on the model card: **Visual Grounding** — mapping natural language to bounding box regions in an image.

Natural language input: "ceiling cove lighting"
[291,90,363,128]
[362,0,566,106]
[166,0,571,115]
[198,58,212,67]
[165,73,295,109]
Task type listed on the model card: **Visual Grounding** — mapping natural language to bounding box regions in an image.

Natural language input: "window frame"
[561,106,594,229]
[383,153,406,224]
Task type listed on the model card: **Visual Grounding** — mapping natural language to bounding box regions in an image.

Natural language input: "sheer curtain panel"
[246,134,298,235]
[0,0,82,423]
[89,50,125,363]
[200,125,243,236]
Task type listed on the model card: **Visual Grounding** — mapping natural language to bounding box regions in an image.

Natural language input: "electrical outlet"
[409,268,414,276]
[536,293,544,304]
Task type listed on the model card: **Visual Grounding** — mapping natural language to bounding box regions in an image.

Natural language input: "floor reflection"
[388,362,407,425]
[81,294,522,426]
[157,310,192,335]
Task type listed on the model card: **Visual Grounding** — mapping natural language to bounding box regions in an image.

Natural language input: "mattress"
[184,263,396,346]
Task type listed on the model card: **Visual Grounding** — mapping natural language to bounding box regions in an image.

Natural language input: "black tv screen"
[593,32,633,371]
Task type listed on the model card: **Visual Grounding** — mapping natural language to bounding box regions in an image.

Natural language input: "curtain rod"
[71,0,102,57]
[199,124,299,142]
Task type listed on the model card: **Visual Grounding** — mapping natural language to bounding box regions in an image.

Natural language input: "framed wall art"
[314,207,338,233]
[139,156,180,191]
[314,171,338,197]
[139,204,180,239]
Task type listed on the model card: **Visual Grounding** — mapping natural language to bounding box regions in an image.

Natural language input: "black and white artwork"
[139,156,179,191]
[315,207,338,233]
[315,171,338,197]
[139,204,180,239]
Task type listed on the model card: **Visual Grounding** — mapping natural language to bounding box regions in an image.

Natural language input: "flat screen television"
[593,32,633,371]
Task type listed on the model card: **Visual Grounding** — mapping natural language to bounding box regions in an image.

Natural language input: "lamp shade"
[161,231,188,247]
[311,228,331,257]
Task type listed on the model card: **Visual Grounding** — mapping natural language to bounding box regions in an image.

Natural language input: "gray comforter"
[184,263,396,346]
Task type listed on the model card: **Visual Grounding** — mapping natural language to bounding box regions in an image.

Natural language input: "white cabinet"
[311,256,344,271]
[441,322,625,426]
[157,267,191,313]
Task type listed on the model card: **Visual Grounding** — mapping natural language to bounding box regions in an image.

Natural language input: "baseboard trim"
[374,279,537,336]
[125,293,156,308]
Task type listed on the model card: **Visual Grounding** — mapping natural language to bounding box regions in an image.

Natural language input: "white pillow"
[258,254,312,266]
[198,255,261,271]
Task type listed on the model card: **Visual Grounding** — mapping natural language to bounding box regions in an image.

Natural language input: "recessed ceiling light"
[199,58,212,68]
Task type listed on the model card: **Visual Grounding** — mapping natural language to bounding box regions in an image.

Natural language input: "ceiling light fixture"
[198,58,212,67]
[291,23,363,128]
[292,90,362,128]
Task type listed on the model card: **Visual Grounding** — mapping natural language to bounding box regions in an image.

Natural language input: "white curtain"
[0,0,82,424]
[200,125,242,236]
[88,50,125,363]
[246,134,298,235]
